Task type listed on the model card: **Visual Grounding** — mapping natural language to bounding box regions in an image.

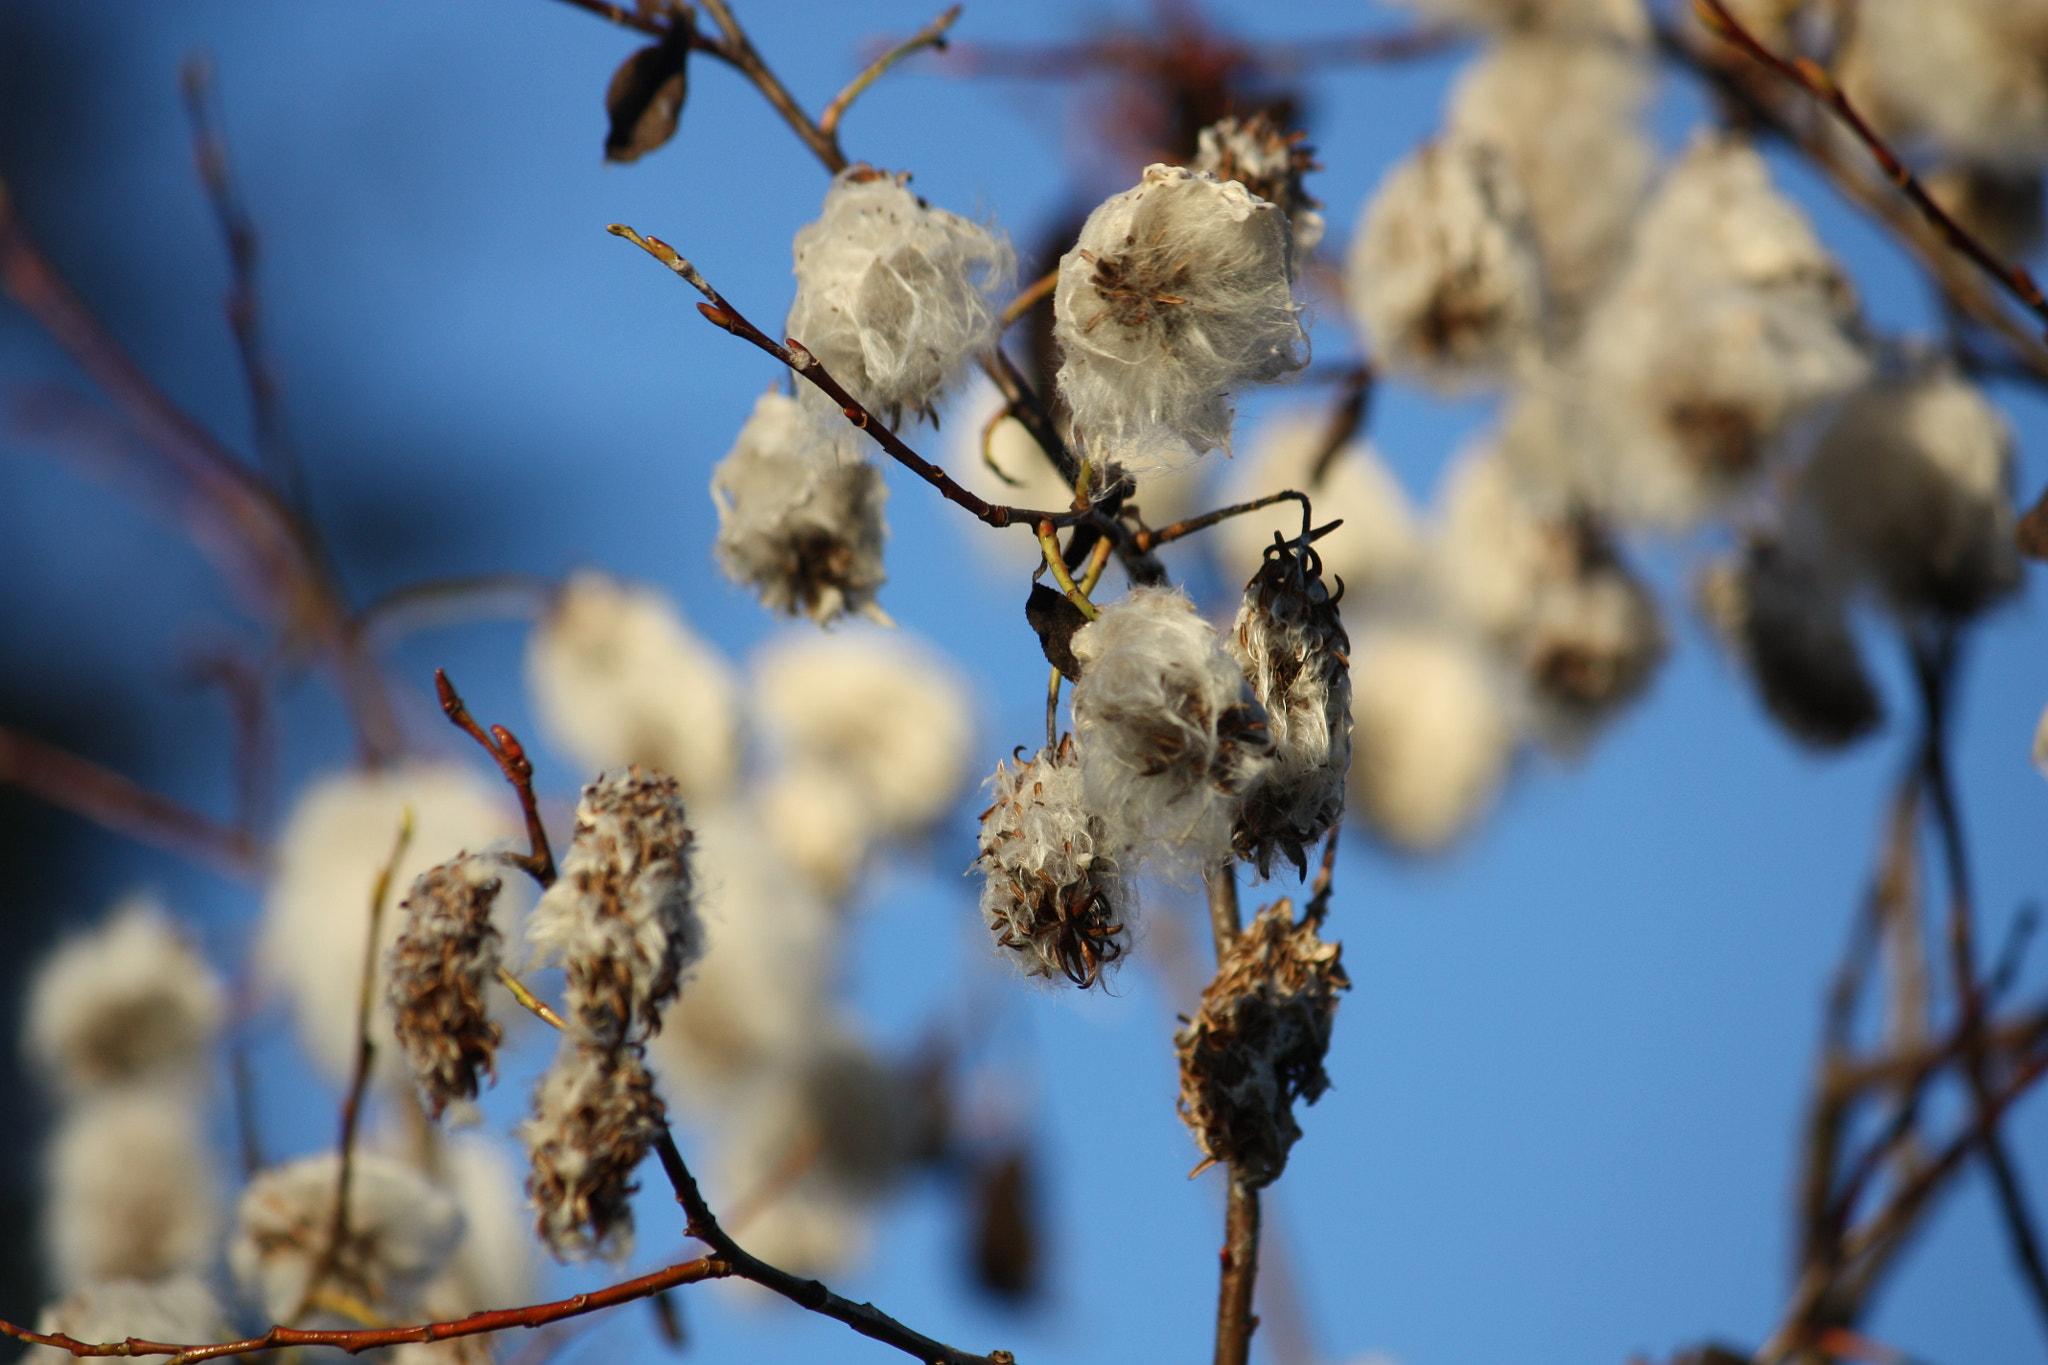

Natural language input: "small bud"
[1176,899,1348,1188]
[522,1038,666,1262]
[388,855,506,1119]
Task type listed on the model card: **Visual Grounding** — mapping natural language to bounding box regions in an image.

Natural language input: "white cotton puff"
[25,893,223,1098]
[1446,35,1654,316]
[650,805,836,1097]
[526,570,742,805]
[521,1039,665,1263]
[419,1133,539,1316]
[230,1151,464,1322]
[1070,587,1274,869]
[1346,134,1546,392]
[1841,0,2048,174]
[976,738,1131,987]
[786,169,1014,423]
[1212,410,1421,608]
[1347,623,1517,852]
[46,1088,220,1291]
[758,760,874,902]
[711,390,889,625]
[1800,367,2022,620]
[23,1276,227,1365]
[752,627,976,838]
[1386,0,1647,41]
[712,1033,911,1276]
[260,762,521,1085]
[1191,113,1326,254]
[1055,164,1308,477]
[1627,133,1847,294]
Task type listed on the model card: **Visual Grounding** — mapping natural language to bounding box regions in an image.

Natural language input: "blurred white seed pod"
[1839,0,2048,175]
[1213,410,1421,610]
[22,1276,227,1365]
[1055,164,1308,478]
[752,628,976,839]
[260,762,521,1085]
[1386,0,1647,41]
[651,806,836,1096]
[758,760,874,902]
[25,893,223,1098]
[1923,162,2046,263]
[712,1033,912,1276]
[1801,366,2022,621]
[1346,134,1545,392]
[1445,35,1654,319]
[525,571,742,804]
[1070,587,1274,869]
[388,855,506,1120]
[527,770,702,1047]
[1698,534,1883,750]
[46,1089,220,1291]
[786,168,1014,423]
[419,1132,540,1318]
[229,1151,464,1323]
[2033,697,2048,778]
[1348,622,1517,852]
[975,737,1131,987]
[1191,112,1326,254]
[521,1038,665,1263]
[711,390,889,625]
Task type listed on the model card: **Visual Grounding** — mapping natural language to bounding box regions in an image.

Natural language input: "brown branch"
[1200,862,1263,1365]
[0,724,257,878]
[1135,490,1316,555]
[691,0,847,172]
[433,671,555,885]
[940,25,1452,82]
[819,5,961,142]
[1306,364,1373,489]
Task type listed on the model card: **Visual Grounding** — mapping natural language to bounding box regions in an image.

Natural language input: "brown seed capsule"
[388,855,505,1119]
[523,1038,667,1263]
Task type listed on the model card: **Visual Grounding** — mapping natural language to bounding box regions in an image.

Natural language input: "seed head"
[522,1038,666,1262]
[1191,113,1325,253]
[388,855,506,1119]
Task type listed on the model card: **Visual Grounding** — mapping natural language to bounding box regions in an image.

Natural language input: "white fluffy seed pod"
[752,628,976,838]
[1841,0,2048,174]
[1070,587,1274,869]
[786,169,1014,423]
[388,855,506,1119]
[23,1276,227,1365]
[976,737,1131,987]
[758,760,874,902]
[1211,411,1422,606]
[260,763,521,1085]
[711,390,889,625]
[1698,535,1883,750]
[229,1151,464,1323]
[1191,112,1326,254]
[46,1089,219,1291]
[418,1133,539,1318]
[1387,0,1648,41]
[1446,35,1654,317]
[1347,134,1545,392]
[1348,623,1517,852]
[25,894,224,1097]
[526,571,742,804]
[1055,164,1308,477]
[1801,367,2022,621]
[527,770,701,1047]
[521,1038,666,1263]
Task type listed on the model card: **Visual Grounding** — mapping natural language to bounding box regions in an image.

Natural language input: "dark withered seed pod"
[387,854,505,1119]
[522,1037,667,1263]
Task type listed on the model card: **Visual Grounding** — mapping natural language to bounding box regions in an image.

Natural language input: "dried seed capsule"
[1191,112,1325,253]
[388,854,506,1119]
[522,1038,666,1263]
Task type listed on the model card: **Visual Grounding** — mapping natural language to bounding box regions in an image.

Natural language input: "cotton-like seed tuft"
[1055,164,1308,477]
[1841,0,2048,174]
[1801,367,2021,621]
[1386,0,1647,40]
[1698,536,1883,750]
[526,571,742,804]
[1347,134,1545,392]
[1348,623,1517,852]
[25,894,223,1097]
[1228,536,1352,879]
[527,770,701,1048]
[418,1133,540,1320]
[22,1276,227,1365]
[260,763,520,1084]
[786,168,1013,423]
[1176,897,1348,1188]
[758,760,873,901]
[229,1152,464,1323]
[975,737,1131,988]
[712,390,888,625]
[1071,587,1275,869]
[1191,113,1325,253]
[388,855,506,1119]
[47,1089,219,1290]
[521,1038,666,1263]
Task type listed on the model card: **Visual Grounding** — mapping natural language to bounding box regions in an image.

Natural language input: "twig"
[497,967,570,1032]
[1000,269,1058,329]
[1036,521,1101,620]
[1135,490,1319,554]
[819,6,961,142]
[0,725,258,878]
[692,0,847,172]
[980,349,1080,488]
[1306,364,1373,488]
[433,670,555,885]
[1215,1178,1262,1365]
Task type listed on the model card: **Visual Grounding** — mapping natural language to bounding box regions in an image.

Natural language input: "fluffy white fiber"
[976,739,1130,986]
[1347,623,1517,853]
[25,893,223,1097]
[1802,367,2021,620]
[526,571,742,804]
[711,390,888,625]
[46,1089,219,1290]
[1055,164,1308,477]
[1070,587,1273,868]
[259,762,519,1084]
[419,1133,538,1317]
[758,760,873,901]
[1191,113,1326,253]
[752,627,975,839]
[1843,0,2048,174]
[786,169,1013,422]
[23,1277,226,1365]
[1346,134,1545,391]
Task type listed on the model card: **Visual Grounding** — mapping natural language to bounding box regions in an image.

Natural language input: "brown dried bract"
[524,1038,667,1262]
[1176,897,1347,1188]
[1193,111,1323,228]
[388,855,505,1119]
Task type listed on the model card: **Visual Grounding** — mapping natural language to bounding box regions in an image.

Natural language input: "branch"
[1133,490,1323,554]
[1200,863,1262,1365]
[692,0,847,171]
[820,6,961,142]
[433,670,555,885]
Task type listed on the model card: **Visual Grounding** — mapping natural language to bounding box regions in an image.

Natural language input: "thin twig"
[1037,521,1101,620]
[433,670,555,885]
[692,0,847,172]
[1000,269,1058,329]
[1215,1178,1262,1365]
[819,5,961,143]
[1306,364,1372,489]
[497,967,570,1032]
[1136,490,1316,554]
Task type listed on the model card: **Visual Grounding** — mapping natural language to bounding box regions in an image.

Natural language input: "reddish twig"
[1134,490,1318,554]
[819,5,960,141]
[432,671,555,885]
